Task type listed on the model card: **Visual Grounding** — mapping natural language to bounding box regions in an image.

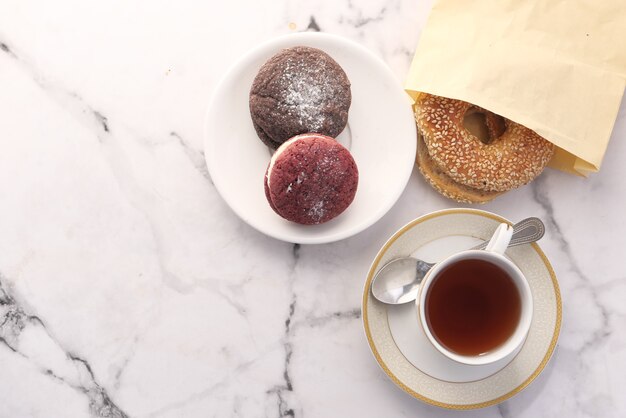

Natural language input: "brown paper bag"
[405,0,626,176]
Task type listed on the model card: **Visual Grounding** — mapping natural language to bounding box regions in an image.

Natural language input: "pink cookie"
[264,134,358,225]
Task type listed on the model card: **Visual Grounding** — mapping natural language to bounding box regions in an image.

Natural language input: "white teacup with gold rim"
[416,223,533,366]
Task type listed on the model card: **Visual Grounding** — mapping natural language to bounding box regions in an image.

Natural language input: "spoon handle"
[471,217,545,251]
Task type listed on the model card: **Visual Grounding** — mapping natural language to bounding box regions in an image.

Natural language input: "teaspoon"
[371,217,545,305]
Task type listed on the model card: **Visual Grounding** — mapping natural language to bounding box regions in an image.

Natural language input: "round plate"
[362,209,562,409]
[204,32,416,244]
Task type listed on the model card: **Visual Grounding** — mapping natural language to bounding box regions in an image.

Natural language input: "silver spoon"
[371,217,545,305]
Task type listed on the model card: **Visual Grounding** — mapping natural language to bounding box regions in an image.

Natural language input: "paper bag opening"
[405,0,626,176]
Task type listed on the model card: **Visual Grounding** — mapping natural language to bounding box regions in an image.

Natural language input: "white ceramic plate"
[204,32,416,244]
[362,209,562,409]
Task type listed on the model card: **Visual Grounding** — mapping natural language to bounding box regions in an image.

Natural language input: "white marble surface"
[0,1,624,417]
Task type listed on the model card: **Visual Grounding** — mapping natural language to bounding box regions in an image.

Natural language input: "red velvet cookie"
[264,134,358,225]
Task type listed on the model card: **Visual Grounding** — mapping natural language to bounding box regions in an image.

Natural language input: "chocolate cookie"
[250,46,351,149]
[264,133,358,225]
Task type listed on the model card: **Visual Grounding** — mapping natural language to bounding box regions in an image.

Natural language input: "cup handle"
[484,223,513,255]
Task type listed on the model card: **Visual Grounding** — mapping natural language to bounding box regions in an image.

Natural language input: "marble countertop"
[1,1,625,417]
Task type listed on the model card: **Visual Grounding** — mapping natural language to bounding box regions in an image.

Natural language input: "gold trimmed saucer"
[362,208,561,409]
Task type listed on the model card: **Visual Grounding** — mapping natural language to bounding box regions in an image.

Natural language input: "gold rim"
[362,208,562,410]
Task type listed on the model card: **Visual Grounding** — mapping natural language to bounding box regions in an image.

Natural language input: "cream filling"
[266,134,317,191]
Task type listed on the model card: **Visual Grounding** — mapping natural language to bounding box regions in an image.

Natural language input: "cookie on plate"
[264,133,358,225]
[250,46,351,149]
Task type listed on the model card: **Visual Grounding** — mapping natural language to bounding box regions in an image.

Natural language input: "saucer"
[204,32,416,244]
[362,208,561,409]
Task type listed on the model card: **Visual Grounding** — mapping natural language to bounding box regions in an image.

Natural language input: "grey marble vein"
[268,297,297,417]
[1,36,210,201]
[170,131,213,184]
[0,336,17,353]
[0,49,221,297]
[69,354,128,418]
[145,353,263,417]
[352,6,387,28]
[306,16,321,32]
[112,348,133,391]
[0,40,17,58]
[213,287,249,317]
[0,38,111,139]
[340,1,387,28]
[497,402,512,418]
[0,274,128,418]
[266,243,301,417]
[532,177,612,354]
[93,110,110,133]
[296,308,361,328]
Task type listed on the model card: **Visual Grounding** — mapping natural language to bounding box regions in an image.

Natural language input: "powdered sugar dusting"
[250,46,351,147]
[279,58,331,131]
[307,200,326,223]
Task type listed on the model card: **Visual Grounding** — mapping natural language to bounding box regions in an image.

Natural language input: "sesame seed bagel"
[416,131,502,204]
[415,94,555,193]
